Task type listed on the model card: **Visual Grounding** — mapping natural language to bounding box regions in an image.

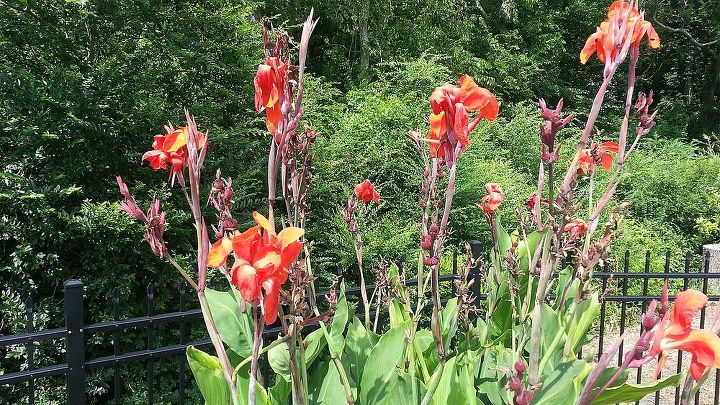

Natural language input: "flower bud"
[429,223,440,235]
[514,390,533,405]
[507,376,522,393]
[420,235,433,251]
[423,256,439,266]
[514,360,526,374]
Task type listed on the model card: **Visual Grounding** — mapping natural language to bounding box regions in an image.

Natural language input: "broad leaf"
[304,328,328,367]
[328,287,349,357]
[205,288,254,357]
[568,293,601,353]
[186,346,232,405]
[388,297,410,327]
[533,360,592,404]
[359,321,411,405]
[268,377,291,405]
[268,336,292,382]
[590,373,684,405]
[308,359,353,405]
[386,371,426,405]
[440,297,459,351]
[344,317,375,382]
[431,356,476,405]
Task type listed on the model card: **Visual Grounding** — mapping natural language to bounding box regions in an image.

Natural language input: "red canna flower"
[480,183,505,214]
[207,212,303,325]
[580,0,660,65]
[650,289,720,380]
[564,219,588,238]
[426,75,498,163]
[576,141,620,174]
[141,126,206,174]
[254,56,288,135]
[354,179,380,204]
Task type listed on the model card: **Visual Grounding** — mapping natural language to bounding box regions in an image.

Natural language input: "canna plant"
[116,2,720,404]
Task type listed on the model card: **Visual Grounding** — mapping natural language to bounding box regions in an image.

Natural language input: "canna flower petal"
[663,330,720,380]
[425,76,498,160]
[254,64,277,111]
[252,250,282,274]
[277,227,304,248]
[667,289,708,337]
[646,23,660,48]
[262,278,281,325]
[354,179,381,205]
[280,240,303,270]
[252,211,275,234]
[232,262,261,301]
[207,237,233,267]
[599,141,620,153]
[480,183,505,214]
[581,1,659,65]
[232,226,261,262]
[453,103,470,147]
[141,150,170,171]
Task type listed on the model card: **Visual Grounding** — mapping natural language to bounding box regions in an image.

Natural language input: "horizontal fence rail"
[1,246,720,404]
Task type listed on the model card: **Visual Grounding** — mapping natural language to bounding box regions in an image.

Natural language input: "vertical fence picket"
[178,283,186,405]
[147,284,155,405]
[695,252,710,405]
[597,262,608,362]
[452,250,458,296]
[25,297,35,405]
[64,279,86,405]
[469,241,483,316]
[654,252,670,405]
[619,251,630,366]
[676,253,692,404]
[635,252,651,405]
[113,288,121,404]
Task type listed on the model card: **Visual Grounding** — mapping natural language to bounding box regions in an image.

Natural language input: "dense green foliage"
[1,0,719,403]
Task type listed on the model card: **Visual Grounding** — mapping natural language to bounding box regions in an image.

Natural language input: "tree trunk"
[358,0,370,80]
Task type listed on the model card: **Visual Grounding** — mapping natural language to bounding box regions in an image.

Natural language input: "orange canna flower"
[650,289,720,380]
[354,179,380,205]
[207,212,303,325]
[564,219,588,238]
[254,57,288,135]
[142,127,206,173]
[576,141,619,174]
[480,183,505,215]
[426,75,498,160]
[580,0,660,65]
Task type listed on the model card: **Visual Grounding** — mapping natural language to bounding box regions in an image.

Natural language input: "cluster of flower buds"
[342,196,360,235]
[635,91,657,137]
[508,360,533,405]
[117,176,167,258]
[262,17,290,63]
[209,169,237,239]
[421,222,441,266]
[538,98,573,163]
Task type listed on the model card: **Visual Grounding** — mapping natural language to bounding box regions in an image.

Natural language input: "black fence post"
[469,241,483,306]
[64,279,86,405]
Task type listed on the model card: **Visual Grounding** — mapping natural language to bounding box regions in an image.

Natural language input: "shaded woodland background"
[1,0,719,402]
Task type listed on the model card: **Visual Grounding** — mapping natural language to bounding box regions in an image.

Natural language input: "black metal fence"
[1,247,719,404]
